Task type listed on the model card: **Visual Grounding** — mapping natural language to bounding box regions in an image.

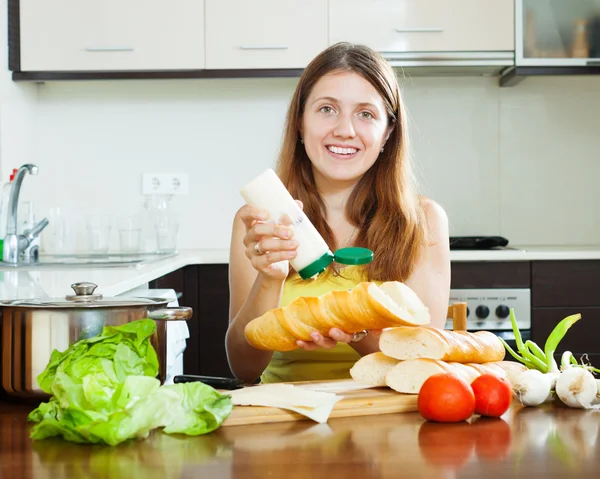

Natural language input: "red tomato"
[471,417,512,462]
[418,373,476,423]
[418,421,476,468]
[470,374,513,417]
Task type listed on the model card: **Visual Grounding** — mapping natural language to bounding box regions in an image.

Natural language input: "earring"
[300,138,304,144]
[380,147,384,152]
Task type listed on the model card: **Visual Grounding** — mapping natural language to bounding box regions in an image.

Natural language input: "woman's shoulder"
[417,196,449,248]
[418,196,449,227]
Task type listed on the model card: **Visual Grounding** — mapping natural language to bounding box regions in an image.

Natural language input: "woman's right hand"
[239,201,302,281]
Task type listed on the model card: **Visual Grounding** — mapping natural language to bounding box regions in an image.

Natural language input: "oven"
[445,288,531,362]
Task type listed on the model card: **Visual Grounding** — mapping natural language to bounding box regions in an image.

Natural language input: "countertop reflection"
[2,399,600,479]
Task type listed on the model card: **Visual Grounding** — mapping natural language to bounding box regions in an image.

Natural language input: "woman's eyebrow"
[311,96,379,110]
[311,96,339,105]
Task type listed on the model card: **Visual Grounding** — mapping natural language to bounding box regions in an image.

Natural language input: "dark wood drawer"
[532,307,600,361]
[451,261,531,288]
[532,260,600,307]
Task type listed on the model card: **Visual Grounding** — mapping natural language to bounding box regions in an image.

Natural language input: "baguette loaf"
[244,281,431,352]
[379,326,506,364]
[385,358,526,394]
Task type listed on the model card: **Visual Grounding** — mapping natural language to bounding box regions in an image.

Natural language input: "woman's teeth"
[327,145,358,155]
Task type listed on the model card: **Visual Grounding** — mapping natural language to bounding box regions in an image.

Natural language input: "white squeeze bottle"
[240,168,373,279]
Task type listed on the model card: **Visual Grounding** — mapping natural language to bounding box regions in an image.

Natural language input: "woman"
[226,42,450,384]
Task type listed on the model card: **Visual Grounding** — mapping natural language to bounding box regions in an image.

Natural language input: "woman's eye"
[319,106,334,114]
[360,111,374,119]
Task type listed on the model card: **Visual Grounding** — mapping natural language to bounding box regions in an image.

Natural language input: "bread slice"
[379,326,506,364]
[379,281,430,326]
[349,352,400,386]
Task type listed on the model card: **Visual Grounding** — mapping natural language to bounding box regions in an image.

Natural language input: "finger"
[258,237,298,253]
[243,223,294,247]
[329,328,354,344]
[309,332,337,349]
[296,340,318,351]
[295,199,303,210]
[239,205,270,228]
[248,248,297,267]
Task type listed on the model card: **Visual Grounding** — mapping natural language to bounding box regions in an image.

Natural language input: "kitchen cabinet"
[517,0,600,66]
[18,0,205,71]
[204,0,328,69]
[150,264,232,378]
[531,260,600,364]
[329,0,514,53]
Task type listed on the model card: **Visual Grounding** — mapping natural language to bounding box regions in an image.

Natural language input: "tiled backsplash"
[8,73,600,251]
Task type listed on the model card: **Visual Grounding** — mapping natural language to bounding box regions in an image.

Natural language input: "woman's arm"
[225,207,297,383]
[404,199,451,329]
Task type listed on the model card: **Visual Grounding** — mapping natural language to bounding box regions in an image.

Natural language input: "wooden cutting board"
[221,379,418,427]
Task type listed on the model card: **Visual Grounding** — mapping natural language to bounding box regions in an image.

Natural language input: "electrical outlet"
[142,173,189,195]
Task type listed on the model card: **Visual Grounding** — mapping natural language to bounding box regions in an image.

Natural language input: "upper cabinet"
[18,0,205,71]
[517,0,600,66]
[329,0,514,53]
[204,0,328,69]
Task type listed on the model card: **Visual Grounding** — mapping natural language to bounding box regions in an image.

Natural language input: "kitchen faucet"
[2,164,49,264]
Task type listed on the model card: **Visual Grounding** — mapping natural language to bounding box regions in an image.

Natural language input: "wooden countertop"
[2,399,599,479]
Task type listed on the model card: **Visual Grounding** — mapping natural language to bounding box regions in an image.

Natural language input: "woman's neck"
[313,172,358,217]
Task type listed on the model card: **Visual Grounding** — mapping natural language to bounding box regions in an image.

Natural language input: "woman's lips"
[325,144,360,160]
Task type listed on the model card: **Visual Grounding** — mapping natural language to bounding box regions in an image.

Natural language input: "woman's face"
[301,71,393,186]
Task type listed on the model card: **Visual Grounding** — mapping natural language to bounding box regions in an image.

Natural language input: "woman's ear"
[381,124,394,150]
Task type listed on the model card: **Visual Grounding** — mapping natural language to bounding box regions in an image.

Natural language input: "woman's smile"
[325,143,360,161]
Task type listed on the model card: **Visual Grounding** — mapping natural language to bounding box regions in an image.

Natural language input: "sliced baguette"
[349,352,400,387]
[245,281,430,352]
[379,326,506,364]
[385,358,526,394]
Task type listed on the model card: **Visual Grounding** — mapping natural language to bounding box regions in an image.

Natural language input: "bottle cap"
[297,251,335,279]
[334,247,374,265]
[296,247,374,279]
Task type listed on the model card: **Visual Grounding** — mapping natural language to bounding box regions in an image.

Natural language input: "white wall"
[16,72,600,252]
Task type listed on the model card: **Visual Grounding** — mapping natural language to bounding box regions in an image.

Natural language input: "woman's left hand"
[296,329,372,350]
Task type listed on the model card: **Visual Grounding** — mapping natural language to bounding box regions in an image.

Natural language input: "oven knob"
[475,305,490,319]
[496,305,510,319]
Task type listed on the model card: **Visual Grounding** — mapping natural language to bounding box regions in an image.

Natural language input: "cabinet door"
[205,0,328,69]
[329,0,514,53]
[518,0,600,66]
[19,0,205,71]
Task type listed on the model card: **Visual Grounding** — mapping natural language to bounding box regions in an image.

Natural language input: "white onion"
[555,367,598,409]
[512,369,552,406]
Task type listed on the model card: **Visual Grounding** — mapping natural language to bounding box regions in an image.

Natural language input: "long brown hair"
[276,42,428,282]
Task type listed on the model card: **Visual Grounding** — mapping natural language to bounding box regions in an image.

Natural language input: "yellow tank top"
[260,265,373,384]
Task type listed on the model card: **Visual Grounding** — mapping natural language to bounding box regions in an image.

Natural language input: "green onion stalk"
[498,310,584,387]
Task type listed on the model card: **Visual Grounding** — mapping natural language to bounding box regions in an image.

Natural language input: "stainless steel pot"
[0,281,193,399]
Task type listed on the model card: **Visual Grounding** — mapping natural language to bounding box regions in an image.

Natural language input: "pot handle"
[148,307,193,321]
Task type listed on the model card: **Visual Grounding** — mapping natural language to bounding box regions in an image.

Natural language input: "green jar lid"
[334,247,374,265]
[297,251,335,279]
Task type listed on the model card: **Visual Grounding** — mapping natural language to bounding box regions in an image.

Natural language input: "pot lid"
[0,282,169,309]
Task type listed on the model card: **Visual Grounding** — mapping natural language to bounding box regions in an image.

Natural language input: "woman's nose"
[333,114,356,138]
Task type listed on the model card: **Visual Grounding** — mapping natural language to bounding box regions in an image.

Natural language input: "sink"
[0,252,178,269]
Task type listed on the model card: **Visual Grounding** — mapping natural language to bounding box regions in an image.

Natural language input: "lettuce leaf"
[28,319,233,446]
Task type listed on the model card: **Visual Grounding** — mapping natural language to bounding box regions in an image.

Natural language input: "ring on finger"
[254,242,265,255]
[352,330,368,343]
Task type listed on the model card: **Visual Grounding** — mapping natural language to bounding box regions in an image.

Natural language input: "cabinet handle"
[85,47,135,52]
[395,28,444,33]
[239,45,289,51]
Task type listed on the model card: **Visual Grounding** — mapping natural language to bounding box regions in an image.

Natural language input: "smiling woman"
[226,42,451,384]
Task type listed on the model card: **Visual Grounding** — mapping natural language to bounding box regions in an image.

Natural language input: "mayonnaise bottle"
[240,168,373,279]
